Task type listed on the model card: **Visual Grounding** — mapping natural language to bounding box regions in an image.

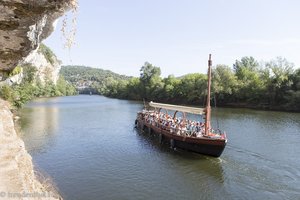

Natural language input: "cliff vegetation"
[0,44,76,108]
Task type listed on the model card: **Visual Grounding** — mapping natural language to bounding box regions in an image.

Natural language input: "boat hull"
[136,119,227,157]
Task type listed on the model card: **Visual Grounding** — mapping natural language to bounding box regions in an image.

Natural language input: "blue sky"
[44,0,300,77]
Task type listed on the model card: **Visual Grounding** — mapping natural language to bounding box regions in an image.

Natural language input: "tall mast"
[204,54,212,136]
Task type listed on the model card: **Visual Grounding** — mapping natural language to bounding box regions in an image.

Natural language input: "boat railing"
[139,117,225,139]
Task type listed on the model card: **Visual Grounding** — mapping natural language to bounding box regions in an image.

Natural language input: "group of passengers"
[141,111,206,138]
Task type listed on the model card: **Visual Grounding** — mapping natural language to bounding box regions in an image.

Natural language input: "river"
[18,95,300,200]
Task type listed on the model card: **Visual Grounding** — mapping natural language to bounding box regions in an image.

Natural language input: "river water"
[18,95,300,200]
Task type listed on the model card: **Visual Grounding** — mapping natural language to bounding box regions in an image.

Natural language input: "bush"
[8,66,22,77]
[0,84,13,101]
[38,44,56,65]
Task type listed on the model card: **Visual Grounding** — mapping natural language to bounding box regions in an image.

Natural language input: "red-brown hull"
[136,119,227,157]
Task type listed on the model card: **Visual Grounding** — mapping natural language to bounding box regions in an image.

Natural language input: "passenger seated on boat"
[180,125,187,136]
[151,120,155,126]
[191,131,197,137]
[161,120,166,130]
[195,123,201,133]
[170,123,176,134]
[188,123,196,136]
[149,118,153,124]
[155,118,159,127]
[164,120,168,130]
[185,123,191,136]
[196,131,203,138]
[176,125,181,135]
[200,122,204,127]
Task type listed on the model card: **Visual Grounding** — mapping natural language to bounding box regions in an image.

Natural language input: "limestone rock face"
[0,0,73,72]
[2,47,61,86]
[24,48,61,84]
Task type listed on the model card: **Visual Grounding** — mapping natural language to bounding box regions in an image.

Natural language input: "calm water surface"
[19,95,300,200]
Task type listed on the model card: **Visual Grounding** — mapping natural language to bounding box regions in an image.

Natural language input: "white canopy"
[149,101,205,115]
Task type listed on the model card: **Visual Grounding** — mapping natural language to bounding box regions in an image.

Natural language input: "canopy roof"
[149,101,205,115]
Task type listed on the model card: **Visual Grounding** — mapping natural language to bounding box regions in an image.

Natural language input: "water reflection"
[18,98,60,154]
[134,128,225,183]
[19,96,300,200]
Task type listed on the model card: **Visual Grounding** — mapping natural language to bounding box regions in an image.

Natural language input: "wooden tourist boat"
[135,54,227,157]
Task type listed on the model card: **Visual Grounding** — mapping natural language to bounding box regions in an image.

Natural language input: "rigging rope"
[214,95,220,129]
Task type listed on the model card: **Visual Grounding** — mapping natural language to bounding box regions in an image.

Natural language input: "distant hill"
[60,65,131,94]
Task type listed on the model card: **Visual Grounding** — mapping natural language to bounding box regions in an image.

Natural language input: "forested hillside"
[60,65,131,94]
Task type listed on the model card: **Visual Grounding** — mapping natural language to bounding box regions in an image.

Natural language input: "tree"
[175,73,207,105]
[140,62,161,83]
[212,65,238,104]
[22,64,37,84]
[233,56,259,79]
[126,77,142,100]
[139,62,161,100]
[265,57,294,105]
[56,76,67,95]
[162,75,180,102]
[233,57,265,103]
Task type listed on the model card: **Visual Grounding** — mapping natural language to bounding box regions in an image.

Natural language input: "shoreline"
[0,99,62,200]
[91,94,300,113]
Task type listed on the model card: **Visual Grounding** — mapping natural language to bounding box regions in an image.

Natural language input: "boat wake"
[222,145,300,199]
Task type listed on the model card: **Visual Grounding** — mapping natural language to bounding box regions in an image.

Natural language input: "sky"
[44,0,300,77]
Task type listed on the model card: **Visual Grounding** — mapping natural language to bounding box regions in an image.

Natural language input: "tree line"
[62,56,300,112]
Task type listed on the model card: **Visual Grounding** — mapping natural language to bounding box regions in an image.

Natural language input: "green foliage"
[175,73,207,104]
[140,62,161,83]
[38,43,56,65]
[61,57,300,112]
[22,64,37,83]
[8,66,22,77]
[233,56,259,80]
[60,65,131,95]
[212,65,237,96]
[139,62,163,100]
[162,75,180,101]
[60,65,130,83]
[0,44,76,109]
[0,67,76,108]
[0,84,13,101]
[232,57,265,102]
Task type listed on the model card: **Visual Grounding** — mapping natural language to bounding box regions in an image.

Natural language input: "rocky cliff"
[0,0,75,73]
[3,44,61,86]
[0,99,61,199]
[0,0,76,199]
[25,44,61,84]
